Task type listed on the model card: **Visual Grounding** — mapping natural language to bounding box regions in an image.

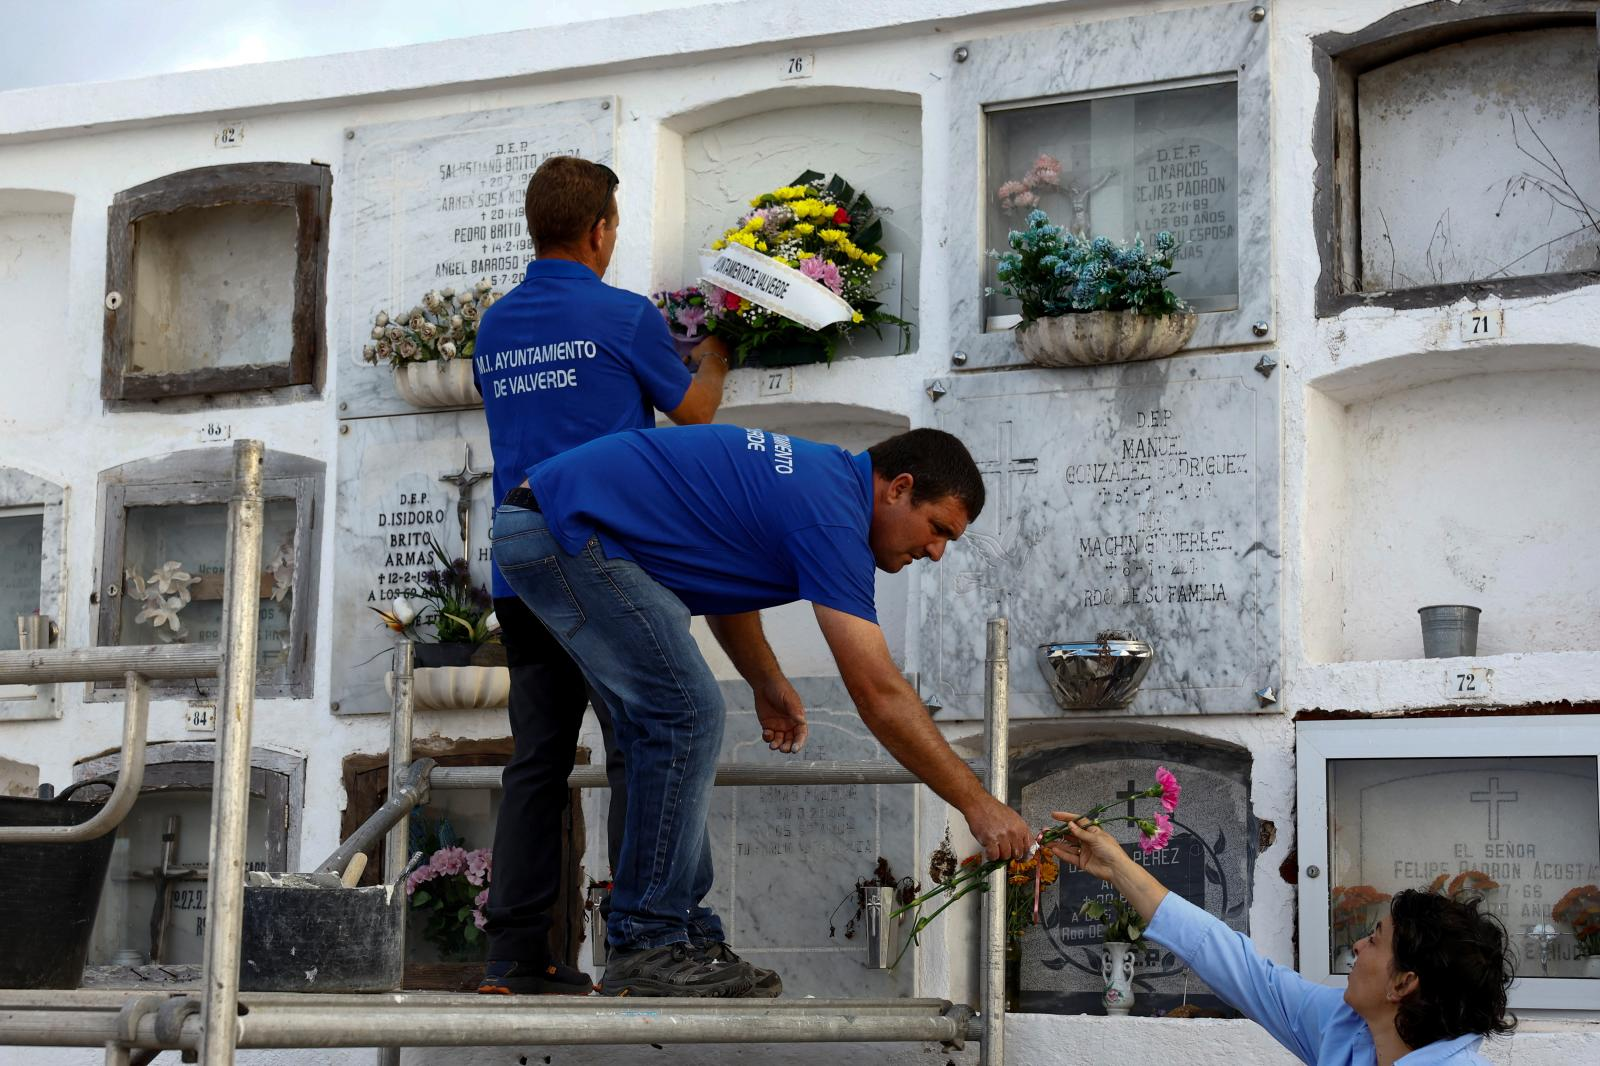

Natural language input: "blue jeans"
[492,503,726,951]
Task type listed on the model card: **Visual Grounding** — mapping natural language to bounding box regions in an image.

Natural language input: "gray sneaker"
[693,940,782,998]
[600,942,757,998]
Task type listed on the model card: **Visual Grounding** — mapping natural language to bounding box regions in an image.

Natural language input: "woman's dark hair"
[867,428,986,520]
[1390,889,1517,1048]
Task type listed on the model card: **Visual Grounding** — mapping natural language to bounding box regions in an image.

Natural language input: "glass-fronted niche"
[0,468,66,720]
[95,448,322,699]
[984,79,1240,328]
[946,0,1270,367]
[78,746,298,968]
[1299,716,1600,1009]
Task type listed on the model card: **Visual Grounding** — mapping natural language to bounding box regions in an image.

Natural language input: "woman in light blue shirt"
[1048,813,1516,1065]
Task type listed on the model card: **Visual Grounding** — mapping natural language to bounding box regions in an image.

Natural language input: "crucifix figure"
[1469,777,1518,841]
[439,445,491,554]
[1065,169,1116,234]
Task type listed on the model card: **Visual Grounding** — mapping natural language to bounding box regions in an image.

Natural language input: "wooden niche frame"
[102,162,332,404]
[1311,0,1600,315]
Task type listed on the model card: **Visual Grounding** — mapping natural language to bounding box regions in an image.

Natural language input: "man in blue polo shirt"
[473,156,729,997]
[492,424,1035,998]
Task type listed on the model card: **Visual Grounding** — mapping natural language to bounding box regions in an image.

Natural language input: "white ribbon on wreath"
[698,242,855,331]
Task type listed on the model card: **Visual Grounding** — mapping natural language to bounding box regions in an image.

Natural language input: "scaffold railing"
[0,438,1011,1066]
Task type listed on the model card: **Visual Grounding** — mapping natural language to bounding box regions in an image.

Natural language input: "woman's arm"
[1049,813,1345,1065]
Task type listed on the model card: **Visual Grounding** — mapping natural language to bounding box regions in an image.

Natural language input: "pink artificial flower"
[1156,766,1181,814]
[466,848,493,887]
[472,888,490,930]
[430,846,468,877]
[997,180,1027,199]
[1014,189,1039,209]
[404,865,434,896]
[677,306,707,339]
[800,256,844,294]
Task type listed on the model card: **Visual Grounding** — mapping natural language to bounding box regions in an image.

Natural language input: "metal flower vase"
[1016,310,1197,368]
[1101,941,1138,1015]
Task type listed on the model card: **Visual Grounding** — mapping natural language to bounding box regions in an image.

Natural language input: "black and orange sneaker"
[477,959,595,995]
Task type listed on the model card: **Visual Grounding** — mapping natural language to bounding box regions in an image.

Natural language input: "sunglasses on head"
[592,162,619,229]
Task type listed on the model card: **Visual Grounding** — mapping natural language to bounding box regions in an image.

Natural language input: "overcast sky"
[0,0,715,93]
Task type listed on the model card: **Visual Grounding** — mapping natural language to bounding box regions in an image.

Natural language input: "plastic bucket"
[1418,605,1481,658]
[0,792,116,988]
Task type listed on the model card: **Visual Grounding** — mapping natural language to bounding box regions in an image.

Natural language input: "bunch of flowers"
[989,209,1186,322]
[1078,894,1147,944]
[691,170,908,364]
[362,281,501,368]
[887,767,1181,965]
[1006,850,1060,944]
[404,811,492,958]
[1552,884,1600,957]
[1425,869,1502,897]
[124,561,201,642]
[1329,884,1392,950]
[655,288,713,344]
[370,535,498,646]
[996,153,1064,214]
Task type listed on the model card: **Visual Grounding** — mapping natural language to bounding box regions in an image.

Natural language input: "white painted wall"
[2,0,1599,1063]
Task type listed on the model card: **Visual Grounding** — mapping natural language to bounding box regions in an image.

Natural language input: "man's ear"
[888,472,915,503]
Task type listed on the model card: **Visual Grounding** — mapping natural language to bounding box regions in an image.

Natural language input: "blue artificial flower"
[1149,265,1170,281]
[1026,209,1050,228]
[1155,230,1176,252]
[1070,281,1096,307]
[1081,259,1106,281]
[1053,261,1078,279]
[1009,231,1026,250]
[1039,254,1062,271]
[1090,236,1114,256]
[1112,248,1139,269]
[1125,269,1148,288]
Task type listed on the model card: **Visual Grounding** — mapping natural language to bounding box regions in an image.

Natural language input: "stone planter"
[385,665,510,711]
[1101,941,1138,1015]
[392,359,481,409]
[1015,310,1197,368]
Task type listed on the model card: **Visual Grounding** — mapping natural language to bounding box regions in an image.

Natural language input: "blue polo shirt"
[527,424,879,621]
[474,259,692,597]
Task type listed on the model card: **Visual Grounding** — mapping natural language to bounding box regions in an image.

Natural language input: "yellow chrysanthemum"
[738,299,751,312]
[743,217,764,232]
[846,247,863,260]
[796,250,815,260]
[711,239,727,250]
[863,252,883,267]
[819,229,844,244]
[756,241,768,251]
[851,311,864,324]
[794,223,815,236]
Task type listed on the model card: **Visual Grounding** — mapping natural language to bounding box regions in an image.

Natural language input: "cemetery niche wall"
[920,351,1280,717]
[93,448,323,700]
[1312,3,1600,313]
[338,98,615,420]
[1298,715,1600,1010]
[0,467,65,721]
[948,0,1272,368]
[1010,739,1256,1015]
[102,163,332,407]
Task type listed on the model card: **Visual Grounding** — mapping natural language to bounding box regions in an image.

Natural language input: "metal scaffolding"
[0,438,1012,1065]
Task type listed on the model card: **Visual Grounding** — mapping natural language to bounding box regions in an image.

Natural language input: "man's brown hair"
[523,156,618,253]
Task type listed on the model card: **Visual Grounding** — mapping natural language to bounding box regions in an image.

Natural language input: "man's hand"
[963,795,1034,862]
[754,676,808,753]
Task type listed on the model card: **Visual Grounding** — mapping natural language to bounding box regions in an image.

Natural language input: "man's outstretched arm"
[813,604,1032,860]
[706,611,807,753]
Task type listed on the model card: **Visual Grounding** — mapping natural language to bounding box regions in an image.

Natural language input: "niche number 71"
[1460,309,1503,341]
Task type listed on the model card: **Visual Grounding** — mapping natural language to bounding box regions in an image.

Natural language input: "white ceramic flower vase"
[1016,310,1197,368]
[1101,941,1137,1015]
[384,665,509,711]
[392,359,481,409]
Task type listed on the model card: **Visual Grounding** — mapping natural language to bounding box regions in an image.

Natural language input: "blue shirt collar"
[1396,1033,1486,1064]
[523,258,600,281]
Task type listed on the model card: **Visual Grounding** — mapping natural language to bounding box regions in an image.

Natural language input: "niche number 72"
[1445,667,1492,699]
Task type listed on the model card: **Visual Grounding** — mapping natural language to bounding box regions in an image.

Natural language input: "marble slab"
[700,677,917,997]
[337,99,616,420]
[945,0,1271,369]
[1012,741,1255,1015]
[918,350,1280,717]
[330,410,497,715]
[0,466,63,720]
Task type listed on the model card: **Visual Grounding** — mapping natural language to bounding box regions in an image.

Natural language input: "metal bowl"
[1037,639,1155,710]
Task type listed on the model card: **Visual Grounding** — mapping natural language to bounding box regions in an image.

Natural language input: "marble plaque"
[1012,741,1255,1015]
[919,351,1279,718]
[330,410,497,715]
[701,678,916,997]
[338,99,616,419]
[947,0,1271,367]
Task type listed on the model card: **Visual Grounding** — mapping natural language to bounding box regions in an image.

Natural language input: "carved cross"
[1469,777,1519,842]
[1116,779,1142,820]
[439,445,491,553]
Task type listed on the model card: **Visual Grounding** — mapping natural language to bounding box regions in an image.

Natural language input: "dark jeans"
[492,503,726,951]
[482,594,627,963]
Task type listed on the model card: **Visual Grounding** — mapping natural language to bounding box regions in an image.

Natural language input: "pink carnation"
[473,888,490,930]
[466,848,492,887]
[404,865,434,896]
[1156,766,1181,814]
[430,846,468,877]
[800,256,844,295]
[1138,813,1175,854]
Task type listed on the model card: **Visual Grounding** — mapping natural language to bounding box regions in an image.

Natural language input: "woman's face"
[1344,911,1407,1016]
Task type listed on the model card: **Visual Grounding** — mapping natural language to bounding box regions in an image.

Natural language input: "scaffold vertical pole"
[198,439,265,1066]
[980,617,1009,1066]
[377,640,417,1066]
